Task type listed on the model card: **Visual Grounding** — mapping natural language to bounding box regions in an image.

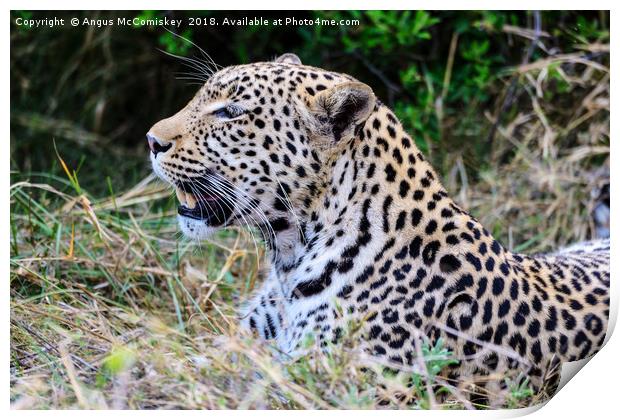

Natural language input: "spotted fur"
[148,54,610,405]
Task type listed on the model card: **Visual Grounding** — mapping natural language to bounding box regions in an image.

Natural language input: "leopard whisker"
[189,177,267,259]
[204,176,277,253]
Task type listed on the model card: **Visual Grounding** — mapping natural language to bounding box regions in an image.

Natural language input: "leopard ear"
[313,82,376,142]
[274,53,302,65]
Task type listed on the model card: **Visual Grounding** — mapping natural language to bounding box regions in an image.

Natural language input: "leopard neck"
[271,103,509,301]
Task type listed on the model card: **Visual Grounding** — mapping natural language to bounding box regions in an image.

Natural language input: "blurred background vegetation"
[10,10,610,409]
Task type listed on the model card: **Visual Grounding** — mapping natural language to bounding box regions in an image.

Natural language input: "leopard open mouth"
[174,179,234,226]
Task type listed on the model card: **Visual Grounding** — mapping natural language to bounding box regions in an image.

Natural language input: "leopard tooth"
[176,188,187,205]
[186,193,197,209]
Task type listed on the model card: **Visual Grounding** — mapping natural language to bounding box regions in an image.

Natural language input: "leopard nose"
[147,133,173,157]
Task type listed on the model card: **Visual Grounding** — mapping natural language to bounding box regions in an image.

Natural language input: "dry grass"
[443,49,609,253]
[9,177,470,409]
[10,46,609,410]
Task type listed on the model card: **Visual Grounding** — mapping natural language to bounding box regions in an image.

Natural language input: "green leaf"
[102,346,137,375]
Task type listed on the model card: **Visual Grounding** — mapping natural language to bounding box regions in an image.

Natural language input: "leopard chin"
[177,214,221,240]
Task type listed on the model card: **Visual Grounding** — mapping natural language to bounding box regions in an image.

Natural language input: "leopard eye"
[213,105,244,119]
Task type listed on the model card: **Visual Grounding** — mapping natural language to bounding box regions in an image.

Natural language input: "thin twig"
[487,11,542,146]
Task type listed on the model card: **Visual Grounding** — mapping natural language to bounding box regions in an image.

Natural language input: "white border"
[4,2,618,419]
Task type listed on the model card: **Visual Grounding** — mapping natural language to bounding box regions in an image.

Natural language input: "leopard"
[147,53,610,407]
